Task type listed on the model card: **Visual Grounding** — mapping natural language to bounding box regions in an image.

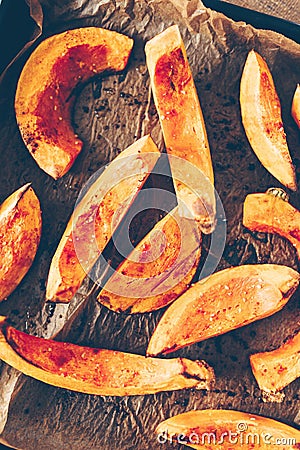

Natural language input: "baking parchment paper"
[0,0,299,448]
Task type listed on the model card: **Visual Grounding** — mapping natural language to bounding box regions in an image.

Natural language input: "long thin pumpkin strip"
[145,25,216,233]
[46,135,160,303]
[147,264,299,356]
[0,317,214,396]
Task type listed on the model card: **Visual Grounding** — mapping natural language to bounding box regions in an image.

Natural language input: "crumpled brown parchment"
[0,0,299,448]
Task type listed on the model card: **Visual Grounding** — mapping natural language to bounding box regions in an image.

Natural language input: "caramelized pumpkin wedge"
[156,410,300,449]
[46,135,160,303]
[292,84,300,128]
[0,317,214,396]
[240,50,296,190]
[243,191,300,260]
[147,264,299,356]
[250,329,300,395]
[15,27,133,179]
[0,184,42,301]
[145,25,216,233]
[98,207,201,313]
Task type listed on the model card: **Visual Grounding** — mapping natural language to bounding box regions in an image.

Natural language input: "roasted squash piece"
[15,27,133,179]
[240,50,296,191]
[145,25,216,233]
[46,135,160,303]
[98,207,201,313]
[0,317,214,396]
[250,329,300,395]
[0,184,42,301]
[291,84,300,128]
[156,410,300,449]
[243,191,300,260]
[147,264,299,356]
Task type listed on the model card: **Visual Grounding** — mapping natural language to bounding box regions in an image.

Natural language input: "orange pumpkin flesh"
[147,264,299,356]
[243,192,300,260]
[46,135,160,303]
[156,410,300,449]
[291,84,300,128]
[0,184,42,301]
[98,207,201,313]
[0,317,214,396]
[240,50,296,191]
[15,27,133,179]
[145,25,216,233]
[250,329,300,394]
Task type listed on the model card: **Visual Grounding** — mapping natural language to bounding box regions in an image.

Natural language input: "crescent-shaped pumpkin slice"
[250,329,300,395]
[15,27,133,179]
[145,25,216,234]
[240,50,296,191]
[147,264,299,356]
[292,84,300,128]
[0,317,214,396]
[97,207,201,313]
[243,191,300,260]
[0,184,42,302]
[46,135,160,303]
[156,410,300,449]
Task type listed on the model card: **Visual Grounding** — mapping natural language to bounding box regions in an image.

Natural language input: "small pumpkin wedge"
[46,135,160,303]
[15,27,133,179]
[0,317,214,396]
[250,329,300,395]
[243,191,300,260]
[156,410,300,449]
[240,50,296,191]
[147,264,299,356]
[145,25,216,233]
[97,207,201,313]
[292,84,300,128]
[0,184,42,302]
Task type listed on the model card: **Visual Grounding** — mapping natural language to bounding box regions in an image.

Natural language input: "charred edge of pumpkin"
[180,358,214,389]
[266,187,289,202]
[281,282,299,299]
[147,343,178,357]
[17,183,33,200]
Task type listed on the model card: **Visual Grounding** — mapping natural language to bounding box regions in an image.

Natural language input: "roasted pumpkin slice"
[250,329,300,395]
[98,207,201,313]
[147,264,299,356]
[243,191,300,260]
[46,135,160,303]
[0,317,214,396]
[0,184,42,302]
[156,410,300,449]
[240,50,296,191]
[292,84,300,128]
[145,25,216,233]
[15,27,133,179]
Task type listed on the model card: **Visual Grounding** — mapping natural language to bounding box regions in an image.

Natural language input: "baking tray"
[0,0,299,449]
